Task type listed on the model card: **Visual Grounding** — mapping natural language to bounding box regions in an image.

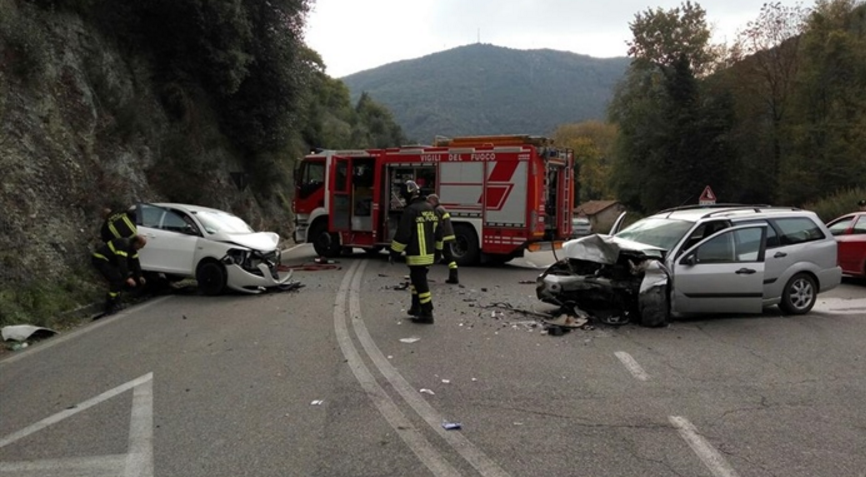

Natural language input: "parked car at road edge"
[132,203,292,295]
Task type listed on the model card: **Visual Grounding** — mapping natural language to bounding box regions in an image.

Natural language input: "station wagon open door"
[672,224,768,315]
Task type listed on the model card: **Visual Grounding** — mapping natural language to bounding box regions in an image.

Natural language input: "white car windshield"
[194,210,255,234]
[615,217,694,251]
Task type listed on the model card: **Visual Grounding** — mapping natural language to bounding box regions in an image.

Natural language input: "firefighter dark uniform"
[100,209,137,243]
[390,181,441,324]
[427,194,459,284]
[91,236,146,315]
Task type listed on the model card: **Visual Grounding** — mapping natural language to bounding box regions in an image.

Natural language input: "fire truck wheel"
[451,224,480,266]
[310,222,341,258]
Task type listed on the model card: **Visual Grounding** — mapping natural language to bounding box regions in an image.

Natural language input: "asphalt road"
[1,244,865,477]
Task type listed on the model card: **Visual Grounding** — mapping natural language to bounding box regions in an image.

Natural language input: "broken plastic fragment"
[310,400,324,406]
[441,379,450,384]
[400,337,420,344]
[442,422,462,430]
[419,388,435,395]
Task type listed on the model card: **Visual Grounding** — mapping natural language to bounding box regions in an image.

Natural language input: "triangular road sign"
[699,185,717,205]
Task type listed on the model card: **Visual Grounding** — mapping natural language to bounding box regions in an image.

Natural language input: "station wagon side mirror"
[681,253,697,266]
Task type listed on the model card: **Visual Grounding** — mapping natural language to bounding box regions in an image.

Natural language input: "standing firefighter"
[390,181,441,324]
[91,235,147,316]
[100,207,137,243]
[426,194,459,284]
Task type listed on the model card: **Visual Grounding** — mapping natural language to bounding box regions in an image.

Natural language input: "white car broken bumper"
[225,263,294,294]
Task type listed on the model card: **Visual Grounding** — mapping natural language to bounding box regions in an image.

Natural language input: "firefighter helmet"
[400,180,420,201]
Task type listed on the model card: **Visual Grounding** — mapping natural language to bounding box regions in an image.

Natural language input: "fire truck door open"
[328,157,351,232]
[328,156,376,235]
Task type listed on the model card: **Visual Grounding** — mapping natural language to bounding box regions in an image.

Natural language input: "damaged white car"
[537,205,843,327]
[133,203,293,295]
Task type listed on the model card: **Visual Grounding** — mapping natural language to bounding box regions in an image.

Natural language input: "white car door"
[671,225,767,315]
[136,204,198,276]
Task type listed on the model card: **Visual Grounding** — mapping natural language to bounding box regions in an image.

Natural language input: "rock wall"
[0,2,292,317]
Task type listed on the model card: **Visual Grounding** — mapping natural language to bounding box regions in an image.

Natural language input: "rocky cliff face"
[0,2,292,324]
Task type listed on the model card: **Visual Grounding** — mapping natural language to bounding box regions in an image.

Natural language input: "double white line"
[333,260,511,477]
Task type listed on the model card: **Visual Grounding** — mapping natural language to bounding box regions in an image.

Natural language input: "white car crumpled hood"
[561,234,665,265]
[221,231,280,251]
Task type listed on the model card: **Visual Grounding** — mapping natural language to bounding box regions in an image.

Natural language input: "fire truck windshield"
[296,159,325,199]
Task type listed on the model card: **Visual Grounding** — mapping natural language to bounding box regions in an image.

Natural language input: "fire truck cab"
[292,135,574,265]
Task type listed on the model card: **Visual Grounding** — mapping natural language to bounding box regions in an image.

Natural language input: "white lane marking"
[125,376,154,477]
[669,416,741,477]
[0,296,173,366]
[0,454,126,476]
[615,351,650,381]
[334,261,461,477]
[0,373,153,449]
[350,260,512,477]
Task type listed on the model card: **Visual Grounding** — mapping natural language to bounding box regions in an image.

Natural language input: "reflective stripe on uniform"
[435,241,443,251]
[93,253,109,261]
[418,291,432,304]
[406,255,434,266]
[121,215,137,234]
[416,223,427,256]
[132,253,139,259]
[391,241,407,253]
[108,240,128,257]
[410,285,416,295]
[448,262,458,269]
[442,235,456,242]
[441,212,450,220]
[108,222,121,239]
[108,291,120,298]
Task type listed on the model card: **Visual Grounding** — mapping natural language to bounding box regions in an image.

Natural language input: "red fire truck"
[292,135,574,265]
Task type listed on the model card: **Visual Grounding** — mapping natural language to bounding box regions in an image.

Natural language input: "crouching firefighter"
[426,194,459,284]
[100,207,137,243]
[390,180,441,324]
[91,235,147,315]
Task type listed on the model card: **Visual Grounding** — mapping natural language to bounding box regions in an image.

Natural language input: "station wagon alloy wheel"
[780,273,817,315]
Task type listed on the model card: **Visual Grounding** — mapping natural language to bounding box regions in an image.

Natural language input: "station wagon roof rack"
[659,203,762,217]
[700,205,800,219]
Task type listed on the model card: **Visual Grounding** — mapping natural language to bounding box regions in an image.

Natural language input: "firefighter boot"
[102,294,120,317]
[407,295,420,317]
[413,303,434,324]
[446,267,459,285]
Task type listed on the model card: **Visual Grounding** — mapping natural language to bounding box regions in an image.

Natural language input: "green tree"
[553,121,618,203]
[782,0,866,205]
[731,2,808,202]
[611,1,735,212]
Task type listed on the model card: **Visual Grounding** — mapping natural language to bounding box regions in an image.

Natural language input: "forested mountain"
[341,44,630,143]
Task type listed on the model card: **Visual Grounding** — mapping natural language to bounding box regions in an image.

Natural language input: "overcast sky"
[304,0,790,78]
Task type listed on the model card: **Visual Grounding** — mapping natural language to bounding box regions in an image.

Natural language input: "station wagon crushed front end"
[536,235,671,327]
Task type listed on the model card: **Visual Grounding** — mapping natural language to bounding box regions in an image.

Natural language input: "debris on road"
[2,325,57,342]
[400,337,420,344]
[419,388,435,395]
[279,262,340,271]
[393,282,410,291]
[442,422,462,430]
[441,379,451,384]
[310,400,324,406]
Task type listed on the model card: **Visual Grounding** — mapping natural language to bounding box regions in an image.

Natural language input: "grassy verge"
[0,273,102,330]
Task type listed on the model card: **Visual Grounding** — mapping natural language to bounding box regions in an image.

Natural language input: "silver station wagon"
[537,205,843,327]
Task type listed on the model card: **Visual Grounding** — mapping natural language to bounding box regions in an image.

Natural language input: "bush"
[804,187,866,223]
